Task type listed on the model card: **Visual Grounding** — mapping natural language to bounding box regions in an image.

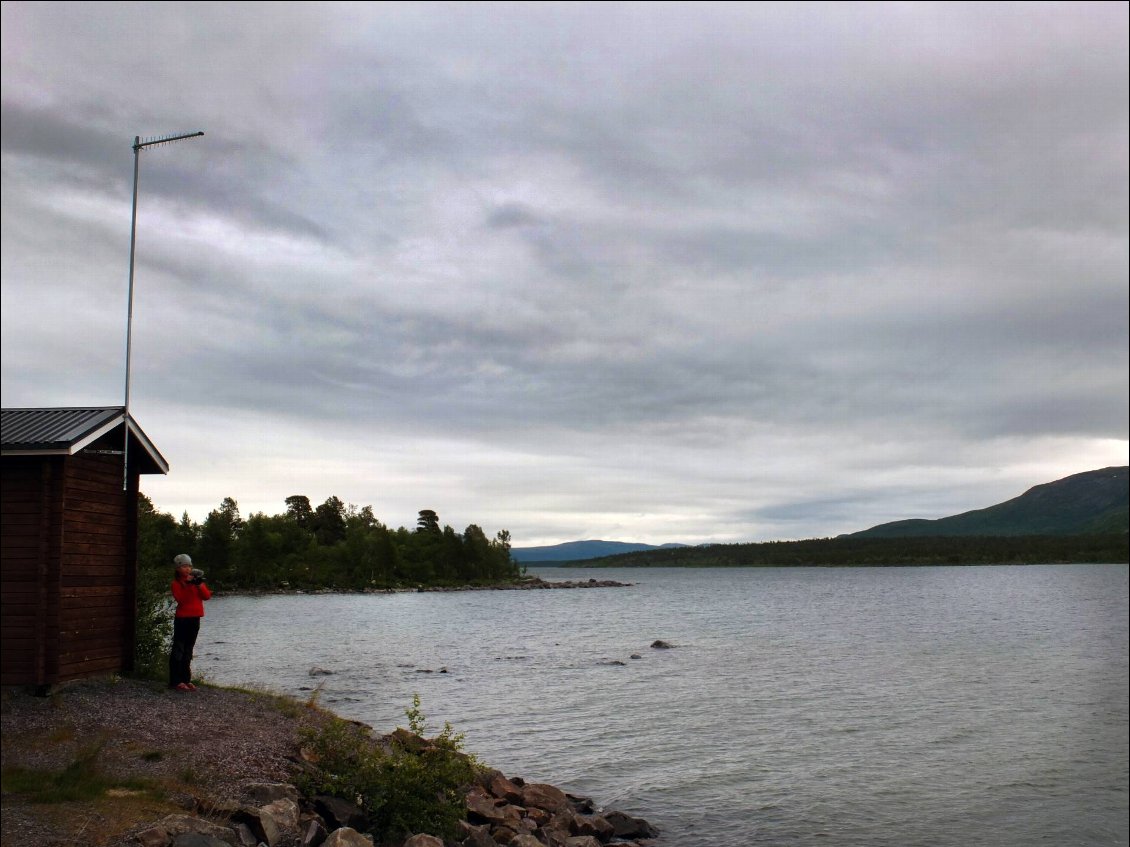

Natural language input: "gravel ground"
[1,677,330,846]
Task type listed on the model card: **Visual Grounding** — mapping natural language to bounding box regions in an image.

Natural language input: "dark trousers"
[169,616,201,687]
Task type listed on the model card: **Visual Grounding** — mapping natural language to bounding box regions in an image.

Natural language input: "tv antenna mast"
[122,130,204,491]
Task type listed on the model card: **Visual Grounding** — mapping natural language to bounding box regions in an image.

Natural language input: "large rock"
[402,836,444,847]
[488,824,519,844]
[524,806,551,827]
[516,816,539,836]
[231,822,259,847]
[201,798,243,818]
[566,794,595,814]
[322,829,374,847]
[314,795,368,831]
[231,806,281,847]
[456,822,499,847]
[261,798,301,833]
[483,771,525,804]
[604,810,659,839]
[541,810,575,837]
[243,782,300,805]
[388,727,429,752]
[571,814,614,840]
[301,818,328,847]
[466,789,522,827]
[136,815,240,847]
[172,835,232,847]
[136,827,169,847]
[521,783,569,813]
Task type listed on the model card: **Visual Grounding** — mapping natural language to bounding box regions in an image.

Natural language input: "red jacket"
[171,579,212,618]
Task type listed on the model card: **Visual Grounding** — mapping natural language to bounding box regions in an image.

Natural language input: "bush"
[297,695,481,843]
[133,567,173,680]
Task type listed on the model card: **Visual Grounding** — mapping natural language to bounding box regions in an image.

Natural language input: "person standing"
[169,553,211,691]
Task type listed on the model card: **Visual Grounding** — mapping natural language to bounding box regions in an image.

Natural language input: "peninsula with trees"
[138,496,518,591]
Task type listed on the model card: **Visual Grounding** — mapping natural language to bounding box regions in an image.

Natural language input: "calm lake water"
[195,565,1129,847]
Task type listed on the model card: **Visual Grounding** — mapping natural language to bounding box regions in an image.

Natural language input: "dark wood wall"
[1,456,64,686]
[1,446,138,687]
[58,451,136,681]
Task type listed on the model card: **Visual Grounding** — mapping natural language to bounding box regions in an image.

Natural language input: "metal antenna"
[122,130,204,491]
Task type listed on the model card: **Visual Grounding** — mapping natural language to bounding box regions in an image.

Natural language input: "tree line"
[138,494,520,591]
[573,533,1130,567]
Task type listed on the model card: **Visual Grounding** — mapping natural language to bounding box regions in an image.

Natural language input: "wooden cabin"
[1,407,168,688]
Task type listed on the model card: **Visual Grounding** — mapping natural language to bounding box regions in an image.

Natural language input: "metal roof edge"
[127,416,169,475]
[71,411,127,454]
[1,406,169,475]
[0,448,71,457]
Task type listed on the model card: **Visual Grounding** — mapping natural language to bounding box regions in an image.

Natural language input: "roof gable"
[1,406,169,475]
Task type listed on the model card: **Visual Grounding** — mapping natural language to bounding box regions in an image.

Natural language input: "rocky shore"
[0,678,658,847]
[128,768,659,847]
[220,577,632,597]
[416,577,632,592]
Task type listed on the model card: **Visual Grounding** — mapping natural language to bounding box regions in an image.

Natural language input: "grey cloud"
[3,2,1126,543]
[0,100,330,249]
[486,203,544,229]
[0,103,123,177]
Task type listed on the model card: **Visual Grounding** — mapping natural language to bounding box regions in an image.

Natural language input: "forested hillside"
[137,494,518,590]
[851,466,1128,538]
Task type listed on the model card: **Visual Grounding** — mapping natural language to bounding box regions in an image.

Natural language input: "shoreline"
[1,676,658,847]
[215,575,634,597]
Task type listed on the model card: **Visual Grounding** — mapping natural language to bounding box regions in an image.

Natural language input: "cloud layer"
[3,2,1127,544]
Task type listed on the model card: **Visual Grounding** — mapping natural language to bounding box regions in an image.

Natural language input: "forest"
[572,533,1130,568]
[137,493,520,591]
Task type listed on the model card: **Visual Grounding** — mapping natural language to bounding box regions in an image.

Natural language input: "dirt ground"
[1,677,327,846]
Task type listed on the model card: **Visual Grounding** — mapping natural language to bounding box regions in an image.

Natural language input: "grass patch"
[207,680,325,721]
[304,681,326,710]
[1,742,156,804]
[272,693,307,720]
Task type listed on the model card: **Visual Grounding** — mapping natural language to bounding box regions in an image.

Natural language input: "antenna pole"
[122,130,204,491]
[123,137,141,491]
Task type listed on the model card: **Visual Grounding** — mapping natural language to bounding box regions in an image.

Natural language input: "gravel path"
[1,677,331,846]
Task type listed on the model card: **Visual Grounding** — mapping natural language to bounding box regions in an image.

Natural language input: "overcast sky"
[2,2,1126,546]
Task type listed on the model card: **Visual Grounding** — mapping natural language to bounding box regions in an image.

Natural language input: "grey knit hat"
[173,553,193,566]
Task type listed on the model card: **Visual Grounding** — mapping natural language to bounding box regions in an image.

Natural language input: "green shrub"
[297,695,482,843]
[296,715,382,803]
[133,566,173,680]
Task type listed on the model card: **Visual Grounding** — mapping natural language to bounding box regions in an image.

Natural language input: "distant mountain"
[850,466,1128,539]
[512,539,688,563]
[513,467,1128,569]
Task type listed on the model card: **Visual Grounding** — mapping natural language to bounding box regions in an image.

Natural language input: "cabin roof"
[0,406,169,475]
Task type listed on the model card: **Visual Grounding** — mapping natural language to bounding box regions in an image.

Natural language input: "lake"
[194,564,1129,846]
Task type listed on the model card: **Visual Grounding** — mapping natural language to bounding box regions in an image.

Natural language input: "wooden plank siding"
[1,456,63,686]
[55,453,133,683]
[2,448,141,686]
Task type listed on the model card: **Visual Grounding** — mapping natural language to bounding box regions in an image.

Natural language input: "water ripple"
[198,565,1129,847]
